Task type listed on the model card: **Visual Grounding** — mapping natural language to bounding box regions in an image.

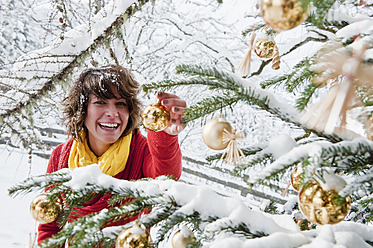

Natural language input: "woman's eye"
[94,100,105,104]
[117,102,127,106]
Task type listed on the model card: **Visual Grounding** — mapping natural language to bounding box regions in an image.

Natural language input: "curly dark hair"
[62,65,142,142]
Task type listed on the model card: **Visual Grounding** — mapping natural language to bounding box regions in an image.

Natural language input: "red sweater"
[38,130,182,244]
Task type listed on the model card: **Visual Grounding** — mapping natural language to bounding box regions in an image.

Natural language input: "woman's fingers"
[157,92,187,108]
[155,92,187,135]
[161,98,187,109]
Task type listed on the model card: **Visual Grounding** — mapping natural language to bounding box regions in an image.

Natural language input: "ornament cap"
[217,114,228,123]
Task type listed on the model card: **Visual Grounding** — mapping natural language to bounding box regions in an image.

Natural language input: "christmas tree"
[3,0,373,247]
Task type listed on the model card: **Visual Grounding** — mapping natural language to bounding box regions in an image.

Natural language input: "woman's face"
[85,87,129,156]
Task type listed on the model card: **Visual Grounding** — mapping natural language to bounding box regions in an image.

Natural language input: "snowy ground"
[0,146,48,247]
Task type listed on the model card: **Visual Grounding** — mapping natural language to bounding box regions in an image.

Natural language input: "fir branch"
[8,169,71,197]
[348,202,373,224]
[308,0,339,28]
[206,146,262,163]
[319,139,373,168]
[216,222,267,239]
[296,83,319,111]
[143,76,238,97]
[340,169,373,198]
[285,65,314,93]
[260,57,315,92]
[263,200,280,215]
[183,94,241,123]
[144,63,241,97]
[142,80,188,95]
[338,156,373,175]
[176,64,239,90]
[153,212,203,247]
[314,18,351,34]
[41,195,171,248]
[203,216,268,241]
[139,203,178,230]
[149,64,341,142]
[247,138,373,186]
[232,152,273,177]
[359,198,373,223]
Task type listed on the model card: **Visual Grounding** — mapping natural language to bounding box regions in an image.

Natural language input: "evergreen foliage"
[5,0,373,247]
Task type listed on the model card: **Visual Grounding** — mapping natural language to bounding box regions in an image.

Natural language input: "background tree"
[4,0,373,247]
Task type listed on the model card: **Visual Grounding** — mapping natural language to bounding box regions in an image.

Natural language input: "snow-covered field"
[0,146,48,247]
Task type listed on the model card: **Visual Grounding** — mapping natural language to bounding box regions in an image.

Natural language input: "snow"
[1,0,373,247]
[314,169,347,192]
[267,134,297,159]
[0,146,47,247]
[5,160,373,247]
[247,138,373,185]
[179,225,192,237]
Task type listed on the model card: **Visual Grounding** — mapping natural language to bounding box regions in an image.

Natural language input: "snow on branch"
[10,164,373,247]
[247,137,373,185]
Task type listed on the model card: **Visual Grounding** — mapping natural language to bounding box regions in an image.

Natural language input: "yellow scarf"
[68,131,132,176]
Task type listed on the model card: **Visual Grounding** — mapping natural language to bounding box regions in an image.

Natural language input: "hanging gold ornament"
[298,179,351,225]
[171,227,196,248]
[202,115,233,150]
[291,167,303,192]
[260,0,309,32]
[30,194,61,224]
[254,38,276,60]
[202,115,246,165]
[142,99,170,132]
[115,220,152,248]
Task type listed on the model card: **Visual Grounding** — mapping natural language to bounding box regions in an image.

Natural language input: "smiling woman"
[85,89,130,156]
[37,65,187,246]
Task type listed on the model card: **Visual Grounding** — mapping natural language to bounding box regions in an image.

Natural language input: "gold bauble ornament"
[260,0,309,31]
[291,167,302,191]
[171,228,196,248]
[254,39,277,60]
[298,179,351,225]
[202,116,233,150]
[30,194,61,224]
[142,100,170,131]
[115,220,152,248]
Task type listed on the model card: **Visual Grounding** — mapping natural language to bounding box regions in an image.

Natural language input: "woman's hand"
[157,92,187,136]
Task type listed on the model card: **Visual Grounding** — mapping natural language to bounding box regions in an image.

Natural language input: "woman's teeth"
[99,123,119,128]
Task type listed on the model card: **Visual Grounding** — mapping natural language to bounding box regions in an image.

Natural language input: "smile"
[99,123,119,129]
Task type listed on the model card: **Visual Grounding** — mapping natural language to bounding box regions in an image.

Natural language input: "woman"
[37,65,186,244]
